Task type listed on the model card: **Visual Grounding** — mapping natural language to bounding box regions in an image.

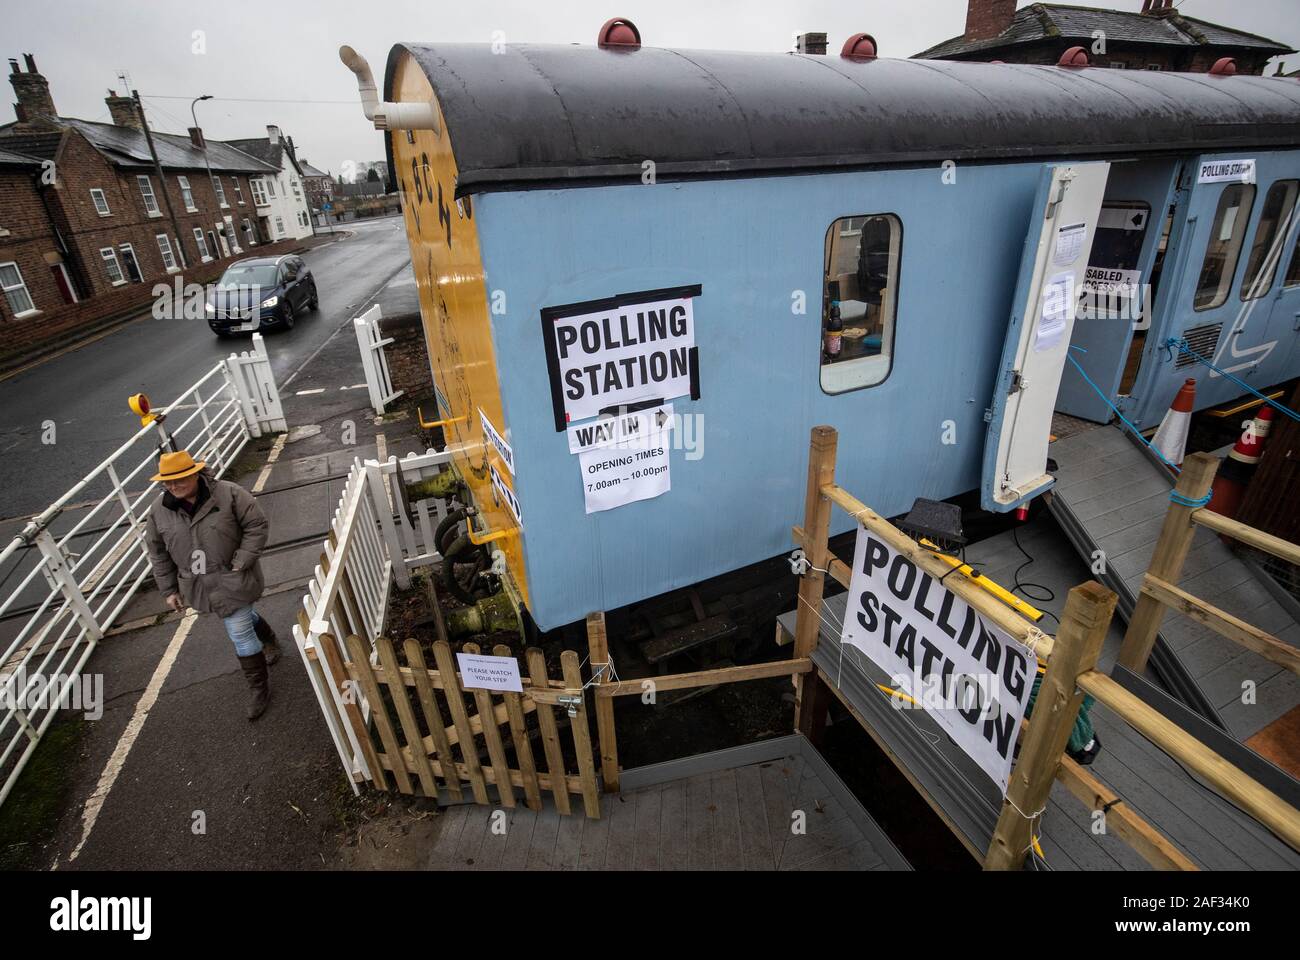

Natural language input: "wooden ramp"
[423,735,911,871]
[1046,424,1300,740]
[779,577,1300,871]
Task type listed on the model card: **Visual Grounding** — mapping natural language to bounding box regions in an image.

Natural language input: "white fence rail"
[293,447,455,788]
[0,333,285,807]
[353,305,403,415]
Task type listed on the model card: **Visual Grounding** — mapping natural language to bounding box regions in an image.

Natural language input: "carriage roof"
[386,43,1300,197]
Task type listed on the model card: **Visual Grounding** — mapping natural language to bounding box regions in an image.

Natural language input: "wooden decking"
[423,736,910,871]
[1047,424,1300,740]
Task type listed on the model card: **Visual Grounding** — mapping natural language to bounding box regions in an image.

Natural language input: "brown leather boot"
[253,614,280,666]
[238,652,270,720]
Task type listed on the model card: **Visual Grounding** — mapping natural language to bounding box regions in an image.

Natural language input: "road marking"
[295,388,326,396]
[253,433,288,493]
[281,258,411,390]
[64,611,198,865]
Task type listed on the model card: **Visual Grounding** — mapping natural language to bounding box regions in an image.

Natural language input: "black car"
[205,255,318,336]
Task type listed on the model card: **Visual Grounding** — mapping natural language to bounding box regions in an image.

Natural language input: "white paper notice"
[456,652,523,692]
[579,438,671,514]
[1035,273,1073,353]
[1198,158,1255,184]
[1053,222,1086,266]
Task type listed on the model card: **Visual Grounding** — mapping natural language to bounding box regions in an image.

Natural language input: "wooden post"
[985,581,1117,870]
[1116,452,1218,673]
[586,611,620,792]
[794,426,838,738]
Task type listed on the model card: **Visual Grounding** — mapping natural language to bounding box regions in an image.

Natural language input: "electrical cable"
[1009,524,1060,628]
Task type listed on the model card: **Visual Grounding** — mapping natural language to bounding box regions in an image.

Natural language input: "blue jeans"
[221,606,263,657]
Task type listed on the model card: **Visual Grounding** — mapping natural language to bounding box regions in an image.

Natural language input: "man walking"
[144,449,281,720]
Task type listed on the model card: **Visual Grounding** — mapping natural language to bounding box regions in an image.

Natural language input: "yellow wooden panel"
[390,52,528,608]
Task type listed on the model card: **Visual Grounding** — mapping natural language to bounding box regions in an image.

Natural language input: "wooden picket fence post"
[342,636,603,817]
[985,581,1117,870]
[793,425,838,739]
[586,611,621,792]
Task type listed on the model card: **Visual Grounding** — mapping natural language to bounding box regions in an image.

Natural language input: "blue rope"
[1165,337,1300,423]
[1169,490,1212,508]
[1065,347,1183,473]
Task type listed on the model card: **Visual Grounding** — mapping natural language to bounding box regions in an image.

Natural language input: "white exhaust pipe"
[339,45,440,133]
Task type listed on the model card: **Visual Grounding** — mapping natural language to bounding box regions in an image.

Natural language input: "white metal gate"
[0,334,285,806]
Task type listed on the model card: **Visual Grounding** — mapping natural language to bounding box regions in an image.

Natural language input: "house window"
[266,178,277,198]
[178,176,196,212]
[242,218,256,246]
[821,214,902,393]
[274,216,285,236]
[233,179,245,204]
[193,227,211,261]
[100,247,125,285]
[212,176,228,207]
[137,175,160,216]
[291,178,301,198]
[1195,183,1255,310]
[0,261,37,317]
[156,234,178,272]
[1240,180,1299,300]
[118,243,143,282]
[251,179,268,205]
[90,188,111,216]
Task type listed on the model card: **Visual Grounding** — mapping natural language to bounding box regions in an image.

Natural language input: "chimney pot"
[23,53,37,73]
[188,126,206,149]
[8,59,19,76]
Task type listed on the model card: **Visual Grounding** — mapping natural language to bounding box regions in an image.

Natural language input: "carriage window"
[1241,180,1299,299]
[1194,183,1255,310]
[821,214,901,393]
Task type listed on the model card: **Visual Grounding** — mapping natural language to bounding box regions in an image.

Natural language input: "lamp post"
[190,95,223,256]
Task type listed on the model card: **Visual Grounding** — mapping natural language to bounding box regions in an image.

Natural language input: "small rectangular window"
[821,214,901,393]
[178,175,196,212]
[156,234,178,272]
[137,175,160,215]
[90,188,111,216]
[212,176,228,207]
[243,218,256,246]
[1241,180,1298,300]
[274,216,285,236]
[193,227,211,261]
[100,247,125,285]
[267,178,277,198]
[251,179,268,205]
[0,261,37,317]
[234,179,245,204]
[1194,183,1255,311]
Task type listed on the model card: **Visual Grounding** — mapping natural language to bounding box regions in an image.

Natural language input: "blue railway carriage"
[344,33,1300,632]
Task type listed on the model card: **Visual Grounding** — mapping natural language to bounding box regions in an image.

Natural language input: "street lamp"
[190,95,224,257]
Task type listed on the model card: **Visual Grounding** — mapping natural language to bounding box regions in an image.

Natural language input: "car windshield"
[217,264,278,289]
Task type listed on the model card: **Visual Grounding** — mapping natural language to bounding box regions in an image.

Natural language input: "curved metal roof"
[386,43,1300,196]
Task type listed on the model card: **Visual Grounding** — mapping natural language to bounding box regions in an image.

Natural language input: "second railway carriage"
[340,26,1300,632]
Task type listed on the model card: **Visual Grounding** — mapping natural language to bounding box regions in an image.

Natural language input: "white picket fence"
[292,448,457,787]
[0,333,285,807]
[353,304,403,415]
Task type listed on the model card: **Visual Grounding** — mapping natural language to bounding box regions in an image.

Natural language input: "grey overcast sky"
[5,1,1299,179]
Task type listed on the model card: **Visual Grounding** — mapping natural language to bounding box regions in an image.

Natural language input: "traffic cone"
[1206,403,1273,522]
[1151,378,1196,467]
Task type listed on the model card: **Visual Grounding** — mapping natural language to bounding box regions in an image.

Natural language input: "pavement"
[0,216,436,870]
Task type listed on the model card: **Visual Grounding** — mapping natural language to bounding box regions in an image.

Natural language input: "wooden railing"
[790,426,1300,870]
[1117,451,1300,679]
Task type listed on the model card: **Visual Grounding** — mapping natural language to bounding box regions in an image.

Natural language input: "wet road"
[0,217,411,520]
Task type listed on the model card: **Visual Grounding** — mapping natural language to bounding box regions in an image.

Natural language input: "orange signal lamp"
[128,393,157,427]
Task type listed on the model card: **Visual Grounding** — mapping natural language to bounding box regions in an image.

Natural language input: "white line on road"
[295,388,326,396]
[252,433,289,494]
[62,611,198,866]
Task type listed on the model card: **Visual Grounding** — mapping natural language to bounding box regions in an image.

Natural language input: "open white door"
[982,162,1111,512]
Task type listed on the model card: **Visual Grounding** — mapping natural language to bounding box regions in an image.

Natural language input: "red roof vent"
[1209,57,1237,76]
[841,33,878,60]
[1058,46,1089,67]
[598,18,641,49]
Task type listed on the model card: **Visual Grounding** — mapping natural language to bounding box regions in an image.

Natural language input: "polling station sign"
[839,529,1038,793]
[1198,158,1255,184]
[541,285,701,432]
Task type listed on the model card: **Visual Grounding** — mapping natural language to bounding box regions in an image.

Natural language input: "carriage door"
[1054,158,1180,423]
[982,162,1110,513]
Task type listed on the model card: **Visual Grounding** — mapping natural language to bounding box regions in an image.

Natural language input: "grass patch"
[0,716,88,870]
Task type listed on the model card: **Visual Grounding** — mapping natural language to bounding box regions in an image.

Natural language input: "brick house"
[0,54,304,368]
[915,1,1293,74]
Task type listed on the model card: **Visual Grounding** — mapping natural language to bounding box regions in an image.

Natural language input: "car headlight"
[260,296,278,308]
[205,303,215,313]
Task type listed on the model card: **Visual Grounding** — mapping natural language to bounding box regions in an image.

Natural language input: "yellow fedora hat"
[151,450,206,483]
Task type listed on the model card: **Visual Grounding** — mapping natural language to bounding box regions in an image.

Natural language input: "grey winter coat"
[145,474,269,617]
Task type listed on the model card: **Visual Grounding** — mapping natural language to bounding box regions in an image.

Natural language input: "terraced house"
[225,126,314,243]
[0,54,299,368]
